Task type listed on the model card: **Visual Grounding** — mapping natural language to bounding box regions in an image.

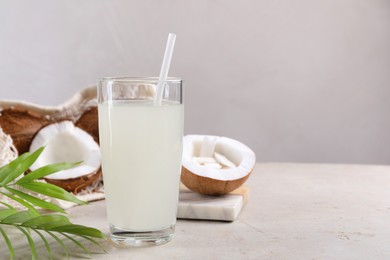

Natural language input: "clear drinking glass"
[97,77,183,246]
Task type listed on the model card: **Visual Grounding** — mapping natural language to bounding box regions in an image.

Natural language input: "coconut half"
[181,135,256,195]
[29,120,101,193]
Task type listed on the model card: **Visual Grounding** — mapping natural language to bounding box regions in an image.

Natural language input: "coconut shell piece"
[45,168,103,194]
[0,109,50,154]
[75,106,99,144]
[181,167,252,195]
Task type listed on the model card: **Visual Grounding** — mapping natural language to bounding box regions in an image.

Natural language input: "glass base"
[110,224,175,247]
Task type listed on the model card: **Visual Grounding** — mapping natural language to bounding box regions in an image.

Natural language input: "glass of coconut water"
[97,77,183,246]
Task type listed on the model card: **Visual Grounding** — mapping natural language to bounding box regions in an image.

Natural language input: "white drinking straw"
[154,33,176,105]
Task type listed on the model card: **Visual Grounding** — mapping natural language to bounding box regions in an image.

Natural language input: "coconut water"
[98,100,183,231]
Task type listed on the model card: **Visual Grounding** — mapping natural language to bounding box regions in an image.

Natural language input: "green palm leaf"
[0,153,30,184]
[0,147,106,258]
[33,229,53,260]
[38,219,72,230]
[17,182,86,205]
[0,212,105,258]
[0,192,39,215]
[0,201,15,209]
[17,161,81,184]
[1,210,38,224]
[22,214,70,228]
[0,147,44,186]
[5,187,65,213]
[46,230,69,258]
[0,226,15,259]
[61,232,90,254]
[81,234,107,253]
[0,209,18,220]
[52,224,106,238]
[16,226,37,260]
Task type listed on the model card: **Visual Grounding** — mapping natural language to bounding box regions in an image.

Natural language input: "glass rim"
[99,77,181,83]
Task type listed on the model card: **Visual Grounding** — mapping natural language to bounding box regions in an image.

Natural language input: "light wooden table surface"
[9,163,390,259]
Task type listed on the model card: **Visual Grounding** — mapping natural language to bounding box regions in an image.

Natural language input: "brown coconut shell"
[181,166,253,196]
[75,106,99,144]
[0,108,50,154]
[45,168,103,194]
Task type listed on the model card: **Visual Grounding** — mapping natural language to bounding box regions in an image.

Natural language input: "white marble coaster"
[177,185,249,222]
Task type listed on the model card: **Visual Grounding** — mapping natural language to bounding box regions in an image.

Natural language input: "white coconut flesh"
[182,135,256,181]
[29,121,101,180]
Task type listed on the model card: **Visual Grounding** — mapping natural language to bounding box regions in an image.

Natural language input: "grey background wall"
[0,0,389,164]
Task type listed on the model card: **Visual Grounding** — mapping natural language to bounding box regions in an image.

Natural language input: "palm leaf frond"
[0,147,44,186]
[33,229,53,260]
[0,191,39,215]
[47,230,69,258]
[5,187,65,213]
[0,226,15,259]
[61,232,91,254]
[0,147,106,258]
[16,226,37,260]
[17,161,82,184]
[17,182,86,205]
